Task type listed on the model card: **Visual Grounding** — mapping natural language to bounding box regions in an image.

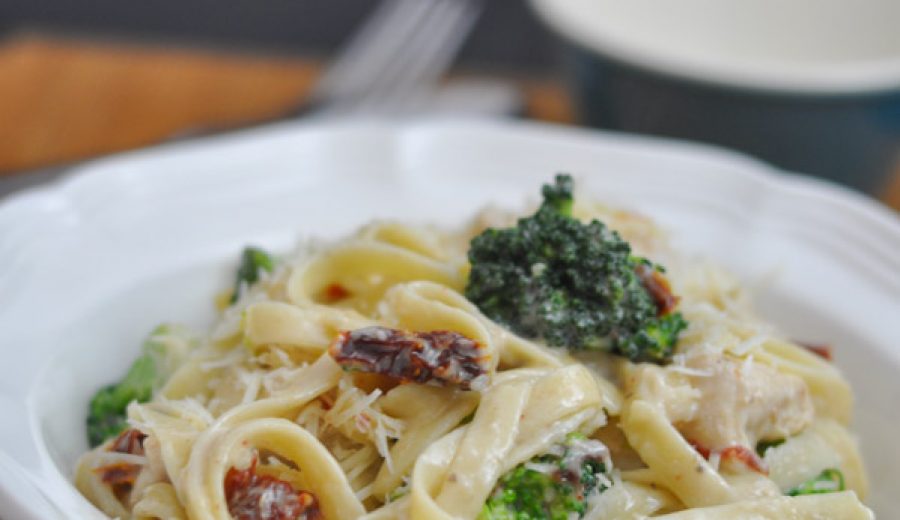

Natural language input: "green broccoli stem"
[86,391,128,447]
[786,468,845,496]
[230,246,275,304]
[87,357,154,446]
[755,438,785,458]
[86,324,191,447]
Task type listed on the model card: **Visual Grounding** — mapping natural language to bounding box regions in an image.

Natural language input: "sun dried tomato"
[224,459,322,520]
[96,429,146,502]
[329,326,491,391]
[96,462,142,502]
[319,283,352,304]
[635,264,678,316]
[108,428,146,456]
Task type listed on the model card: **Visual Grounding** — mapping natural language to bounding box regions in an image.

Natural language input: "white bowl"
[531,0,900,95]
[0,119,898,518]
[529,0,900,195]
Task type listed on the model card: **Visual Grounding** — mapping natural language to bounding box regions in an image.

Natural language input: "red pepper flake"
[329,326,491,391]
[688,440,711,459]
[96,462,142,502]
[316,395,335,411]
[719,445,768,474]
[797,341,833,361]
[319,283,352,304]
[224,458,322,520]
[635,264,679,316]
[689,441,768,475]
[108,428,147,456]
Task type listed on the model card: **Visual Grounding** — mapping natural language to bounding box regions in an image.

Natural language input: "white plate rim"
[0,117,898,519]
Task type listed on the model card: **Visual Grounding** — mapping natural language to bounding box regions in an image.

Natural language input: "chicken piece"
[676,353,814,453]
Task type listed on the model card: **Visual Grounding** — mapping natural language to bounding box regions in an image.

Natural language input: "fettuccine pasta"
[75,184,871,520]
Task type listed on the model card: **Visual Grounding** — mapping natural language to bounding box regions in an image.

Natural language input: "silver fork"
[0,0,485,198]
[307,0,484,116]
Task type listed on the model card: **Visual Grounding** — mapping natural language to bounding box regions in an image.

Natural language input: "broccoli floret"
[541,173,574,216]
[230,246,275,304]
[615,313,688,364]
[786,468,845,496]
[480,434,611,520]
[465,174,687,363]
[86,325,193,447]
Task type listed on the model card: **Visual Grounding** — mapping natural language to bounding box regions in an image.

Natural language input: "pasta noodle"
[75,198,871,519]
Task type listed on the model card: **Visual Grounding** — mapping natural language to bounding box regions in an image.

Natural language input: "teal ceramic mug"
[532,0,900,194]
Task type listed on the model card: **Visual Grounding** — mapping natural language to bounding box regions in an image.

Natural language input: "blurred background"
[2,0,899,208]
